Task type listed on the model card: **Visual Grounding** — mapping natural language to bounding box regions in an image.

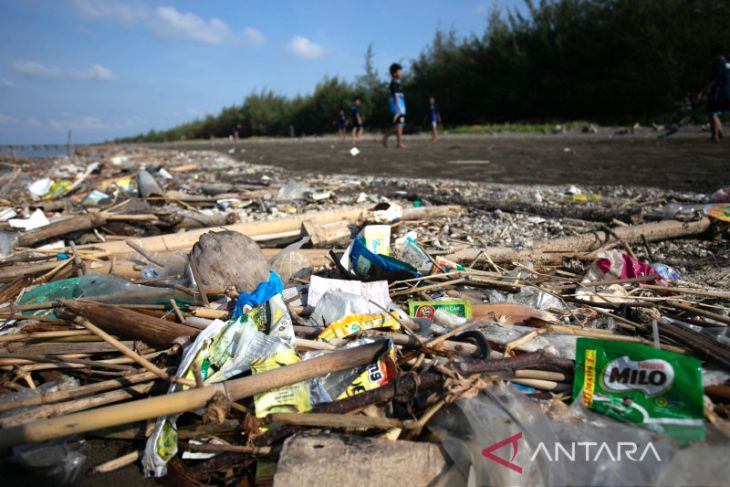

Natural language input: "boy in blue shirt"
[427,96,442,141]
[382,63,406,148]
[351,97,364,146]
[697,46,730,143]
[337,110,348,142]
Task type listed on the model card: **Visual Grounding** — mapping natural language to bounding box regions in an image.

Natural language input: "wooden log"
[17,213,107,247]
[77,206,370,256]
[0,248,333,282]
[0,340,387,449]
[62,300,198,346]
[449,218,711,265]
[267,412,407,430]
[75,205,463,258]
[301,220,352,247]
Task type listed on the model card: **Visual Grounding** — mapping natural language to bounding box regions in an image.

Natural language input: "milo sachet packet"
[573,338,704,442]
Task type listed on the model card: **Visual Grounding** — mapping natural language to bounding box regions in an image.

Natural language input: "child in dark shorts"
[382,63,406,148]
[697,46,730,143]
[351,96,364,145]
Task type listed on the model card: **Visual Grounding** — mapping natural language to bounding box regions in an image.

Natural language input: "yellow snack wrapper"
[338,342,396,399]
[250,349,311,418]
[317,313,400,342]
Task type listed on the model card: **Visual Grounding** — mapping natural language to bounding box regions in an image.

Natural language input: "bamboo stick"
[267,412,407,430]
[76,318,172,382]
[87,450,142,476]
[0,382,156,427]
[186,443,272,455]
[0,369,163,413]
[0,340,386,449]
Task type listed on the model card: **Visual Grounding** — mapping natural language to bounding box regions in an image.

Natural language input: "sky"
[0,0,523,144]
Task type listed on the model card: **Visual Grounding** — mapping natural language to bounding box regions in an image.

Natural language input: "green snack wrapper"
[408,300,472,319]
[573,338,704,442]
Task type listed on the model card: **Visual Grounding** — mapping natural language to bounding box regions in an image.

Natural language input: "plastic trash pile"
[0,147,728,486]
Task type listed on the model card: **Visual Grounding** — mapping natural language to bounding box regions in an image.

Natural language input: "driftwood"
[75,205,464,257]
[450,217,712,265]
[17,213,108,247]
[62,300,198,346]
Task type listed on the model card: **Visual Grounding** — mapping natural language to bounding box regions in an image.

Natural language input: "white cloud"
[0,79,13,88]
[153,6,232,44]
[0,114,14,126]
[242,26,265,46]
[74,64,117,81]
[11,61,117,81]
[288,35,325,59]
[12,61,62,79]
[74,0,263,46]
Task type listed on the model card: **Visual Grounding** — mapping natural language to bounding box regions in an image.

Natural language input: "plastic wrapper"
[394,232,432,274]
[342,233,419,280]
[433,255,464,272]
[143,299,292,477]
[576,251,660,303]
[305,336,395,404]
[651,263,681,281]
[306,275,390,309]
[316,312,400,342]
[408,299,472,319]
[488,286,565,312]
[477,322,576,359]
[231,271,284,319]
[573,338,704,442]
[308,290,387,327]
[251,349,311,418]
[361,225,391,255]
[12,439,89,486]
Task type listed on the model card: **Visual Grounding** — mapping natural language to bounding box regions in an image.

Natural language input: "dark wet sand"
[158,131,729,193]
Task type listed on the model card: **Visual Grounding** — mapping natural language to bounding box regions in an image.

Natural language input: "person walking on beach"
[697,46,730,143]
[382,63,406,148]
[427,96,442,142]
[337,110,348,142]
[351,97,364,145]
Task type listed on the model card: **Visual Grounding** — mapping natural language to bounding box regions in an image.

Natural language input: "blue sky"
[0,0,523,144]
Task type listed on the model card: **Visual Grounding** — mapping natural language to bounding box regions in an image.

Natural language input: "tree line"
[117,0,730,143]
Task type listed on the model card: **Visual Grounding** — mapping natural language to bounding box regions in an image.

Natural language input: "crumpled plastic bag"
[12,439,89,486]
[431,382,682,487]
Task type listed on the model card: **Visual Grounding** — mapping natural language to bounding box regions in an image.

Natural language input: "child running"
[382,63,406,148]
[427,96,441,141]
[351,96,364,145]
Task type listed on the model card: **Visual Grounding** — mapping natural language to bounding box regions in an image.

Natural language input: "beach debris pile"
[0,147,729,486]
